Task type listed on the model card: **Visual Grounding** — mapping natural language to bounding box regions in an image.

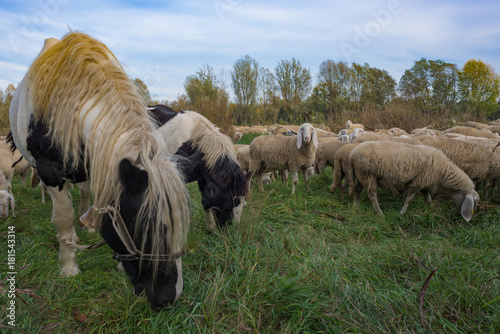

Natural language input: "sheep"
[237,145,275,185]
[387,127,409,137]
[0,141,30,188]
[249,123,318,194]
[408,135,494,185]
[0,170,15,218]
[411,127,442,136]
[315,128,338,138]
[349,127,365,142]
[352,132,392,143]
[0,147,16,193]
[331,143,358,197]
[347,141,479,221]
[236,145,250,172]
[442,126,498,139]
[232,131,243,143]
[318,136,341,144]
[233,144,247,154]
[346,120,364,131]
[412,128,437,137]
[465,121,489,130]
[314,140,349,176]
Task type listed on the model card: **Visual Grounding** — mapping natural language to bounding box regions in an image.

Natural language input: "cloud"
[1,0,500,100]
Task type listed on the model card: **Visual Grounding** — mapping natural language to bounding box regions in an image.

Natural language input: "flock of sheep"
[2,118,500,223]
[233,119,500,222]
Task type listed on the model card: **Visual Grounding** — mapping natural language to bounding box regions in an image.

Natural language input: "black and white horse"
[8,32,197,308]
[149,105,249,233]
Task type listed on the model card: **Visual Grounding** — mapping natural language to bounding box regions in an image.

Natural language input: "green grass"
[1,165,499,333]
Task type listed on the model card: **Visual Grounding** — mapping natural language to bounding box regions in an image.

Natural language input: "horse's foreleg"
[47,183,80,276]
[77,180,95,233]
[78,180,91,216]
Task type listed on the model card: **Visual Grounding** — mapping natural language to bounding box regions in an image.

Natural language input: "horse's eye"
[234,197,240,206]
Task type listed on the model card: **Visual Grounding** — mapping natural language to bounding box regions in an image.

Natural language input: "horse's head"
[198,160,250,229]
[175,140,250,231]
[100,159,183,309]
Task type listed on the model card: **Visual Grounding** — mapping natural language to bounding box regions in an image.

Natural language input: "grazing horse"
[9,32,194,308]
[149,105,249,233]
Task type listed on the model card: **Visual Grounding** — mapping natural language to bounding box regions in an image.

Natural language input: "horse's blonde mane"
[28,32,190,269]
[186,111,237,170]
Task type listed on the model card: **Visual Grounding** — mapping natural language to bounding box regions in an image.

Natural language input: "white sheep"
[236,145,250,172]
[348,141,479,221]
[349,128,365,142]
[345,120,364,131]
[314,140,349,176]
[331,143,358,197]
[232,131,243,143]
[0,170,15,218]
[249,123,318,194]
[0,147,16,193]
[442,126,498,139]
[0,141,30,188]
[408,135,494,186]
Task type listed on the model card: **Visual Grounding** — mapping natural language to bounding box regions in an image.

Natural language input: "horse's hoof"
[60,265,80,277]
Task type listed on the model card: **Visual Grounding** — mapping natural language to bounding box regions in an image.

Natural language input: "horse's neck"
[159,115,196,155]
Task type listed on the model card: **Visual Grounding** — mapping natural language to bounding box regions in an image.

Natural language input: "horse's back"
[148,105,180,127]
[156,111,198,155]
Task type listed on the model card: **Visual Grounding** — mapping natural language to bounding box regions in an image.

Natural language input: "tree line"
[165,56,500,132]
[1,56,499,135]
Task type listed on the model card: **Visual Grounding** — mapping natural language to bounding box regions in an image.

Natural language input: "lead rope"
[61,205,184,261]
[98,205,141,257]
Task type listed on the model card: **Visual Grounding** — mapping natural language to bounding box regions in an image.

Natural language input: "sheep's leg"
[46,183,80,276]
[291,170,299,194]
[256,172,264,192]
[482,180,489,201]
[420,190,432,204]
[400,188,418,214]
[340,177,348,198]
[281,170,289,186]
[353,181,363,207]
[21,168,29,188]
[366,178,383,215]
[301,168,309,191]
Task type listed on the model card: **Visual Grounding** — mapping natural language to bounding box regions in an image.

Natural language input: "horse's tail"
[11,156,23,169]
[6,132,16,153]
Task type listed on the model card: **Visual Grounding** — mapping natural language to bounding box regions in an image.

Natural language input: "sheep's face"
[297,123,318,149]
[0,191,14,218]
[452,190,479,222]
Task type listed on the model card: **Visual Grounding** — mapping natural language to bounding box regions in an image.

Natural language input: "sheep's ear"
[8,193,15,217]
[461,193,474,222]
[297,128,303,148]
[312,128,318,148]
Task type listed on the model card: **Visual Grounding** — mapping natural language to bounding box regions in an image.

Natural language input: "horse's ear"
[119,159,148,195]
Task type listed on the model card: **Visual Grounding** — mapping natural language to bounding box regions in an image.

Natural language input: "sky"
[1,0,499,101]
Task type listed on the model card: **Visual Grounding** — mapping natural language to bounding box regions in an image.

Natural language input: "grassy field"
[1,144,499,333]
